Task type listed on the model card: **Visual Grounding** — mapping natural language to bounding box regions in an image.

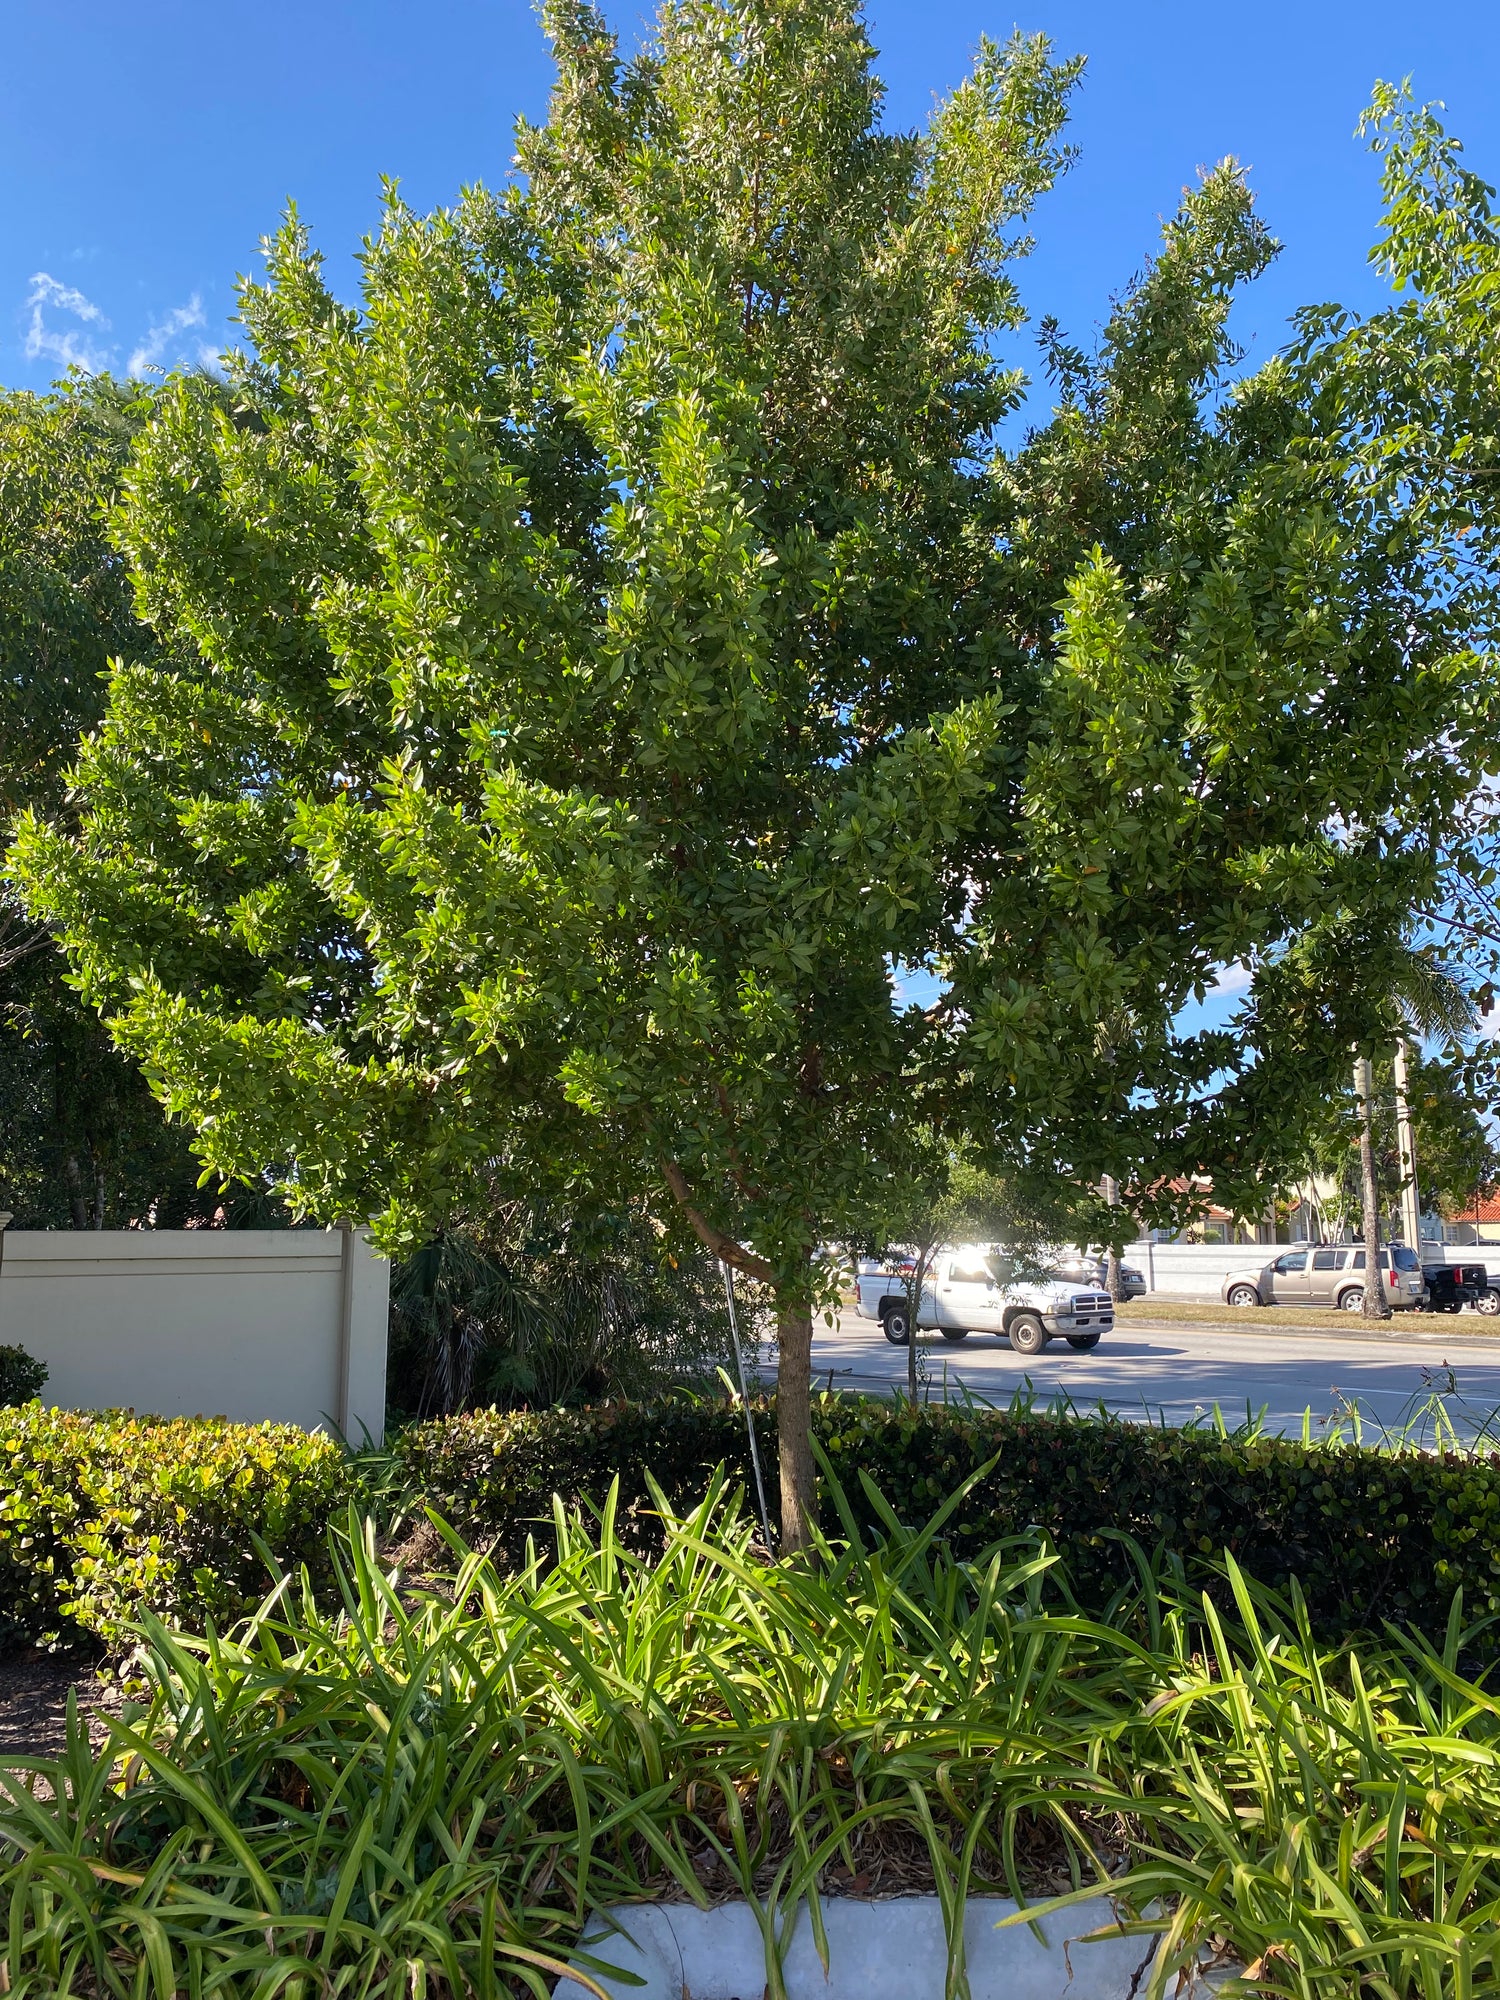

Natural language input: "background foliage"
[0,375,232,1229]
[386,1200,747,1418]
[0,1347,48,1410]
[1297,1046,1500,1239]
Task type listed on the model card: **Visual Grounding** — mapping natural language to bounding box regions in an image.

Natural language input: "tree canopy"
[11,4,1500,1539]
[0,375,233,1229]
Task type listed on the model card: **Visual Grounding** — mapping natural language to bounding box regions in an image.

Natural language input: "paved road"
[797,1310,1500,1443]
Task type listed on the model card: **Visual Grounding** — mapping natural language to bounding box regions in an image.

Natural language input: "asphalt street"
[796,1309,1500,1443]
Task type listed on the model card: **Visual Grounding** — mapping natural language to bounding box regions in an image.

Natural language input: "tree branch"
[661,1158,777,1285]
[0,917,50,979]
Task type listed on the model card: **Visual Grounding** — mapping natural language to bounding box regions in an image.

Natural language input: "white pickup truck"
[853,1245,1114,1355]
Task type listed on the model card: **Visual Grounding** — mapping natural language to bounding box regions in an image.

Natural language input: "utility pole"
[1354,1055,1391,1320]
[1392,1037,1424,1256]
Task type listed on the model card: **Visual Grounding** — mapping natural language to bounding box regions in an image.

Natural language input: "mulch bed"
[630,1803,1132,1905]
[0,1651,122,1764]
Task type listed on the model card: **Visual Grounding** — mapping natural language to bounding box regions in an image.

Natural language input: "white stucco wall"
[1125,1238,1278,1299]
[0,1227,388,1440]
[1125,1237,1497,1300]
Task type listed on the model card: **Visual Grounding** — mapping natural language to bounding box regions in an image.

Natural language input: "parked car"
[853,1244,1114,1355]
[1051,1254,1147,1300]
[1421,1259,1488,1313]
[1220,1243,1426,1312]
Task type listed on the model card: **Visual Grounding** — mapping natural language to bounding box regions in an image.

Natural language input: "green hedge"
[394,1398,1500,1643]
[0,1405,349,1649]
[4,1394,1497,1656]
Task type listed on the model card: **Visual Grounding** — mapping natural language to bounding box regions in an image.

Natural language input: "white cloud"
[1207,961,1253,999]
[23,272,113,371]
[128,294,206,376]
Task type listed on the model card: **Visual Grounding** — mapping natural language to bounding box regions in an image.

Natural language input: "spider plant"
[0,1466,1497,1999]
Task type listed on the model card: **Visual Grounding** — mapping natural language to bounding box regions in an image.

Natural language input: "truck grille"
[1071,1292,1114,1323]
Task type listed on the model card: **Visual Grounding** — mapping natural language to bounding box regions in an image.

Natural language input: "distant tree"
[1310,1049,1500,1243]
[871,1155,1108,1399]
[1401,1050,1500,1220]
[0,375,227,1228]
[12,9,1500,1543]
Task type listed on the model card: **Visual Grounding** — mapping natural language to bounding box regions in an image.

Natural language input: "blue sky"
[7,0,1497,1038]
[5,0,1497,399]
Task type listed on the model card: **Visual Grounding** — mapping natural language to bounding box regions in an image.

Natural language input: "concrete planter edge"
[556,1893,1237,2000]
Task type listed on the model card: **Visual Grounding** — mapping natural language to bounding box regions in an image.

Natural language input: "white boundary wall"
[1125,1238,1275,1300]
[0,1228,388,1440]
[1126,1238,1500,1300]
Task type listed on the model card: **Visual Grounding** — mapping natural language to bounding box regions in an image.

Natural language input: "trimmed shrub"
[5,1392,1496,1658]
[0,1405,350,1649]
[394,1396,1500,1643]
[0,1345,47,1407]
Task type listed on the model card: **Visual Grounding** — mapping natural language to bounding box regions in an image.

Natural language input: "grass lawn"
[1113,1297,1491,1333]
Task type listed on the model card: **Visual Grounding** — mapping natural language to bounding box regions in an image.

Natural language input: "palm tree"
[388,1213,741,1417]
[1352,948,1479,1321]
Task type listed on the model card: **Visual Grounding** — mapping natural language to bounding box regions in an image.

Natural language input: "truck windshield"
[949,1251,1007,1284]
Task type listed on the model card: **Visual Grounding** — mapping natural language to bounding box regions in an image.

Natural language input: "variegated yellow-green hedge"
[0,1404,348,1649]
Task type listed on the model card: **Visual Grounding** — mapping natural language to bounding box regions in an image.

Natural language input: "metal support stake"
[1393,1037,1424,1255]
[721,1260,773,1550]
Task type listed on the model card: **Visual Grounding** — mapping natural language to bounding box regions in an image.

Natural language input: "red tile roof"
[1450,1192,1500,1224]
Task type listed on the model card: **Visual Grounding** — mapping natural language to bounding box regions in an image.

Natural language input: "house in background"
[1141,1174,1471,1250]
[1138,1176,1287,1248]
[1440,1193,1500,1247]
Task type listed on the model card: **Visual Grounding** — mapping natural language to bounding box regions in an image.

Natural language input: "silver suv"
[1220,1244,1426,1312]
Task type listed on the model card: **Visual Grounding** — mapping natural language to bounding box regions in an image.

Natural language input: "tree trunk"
[658,1160,810,1548]
[1100,1175,1123,1300]
[65,1153,88,1231]
[775,1293,816,1554]
[1103,1247,1122,1302]
[1392,1037,1423,1256]
[1355,1056,1391,1321]
[905,1245,933,1403]
[907,1283,918,1401]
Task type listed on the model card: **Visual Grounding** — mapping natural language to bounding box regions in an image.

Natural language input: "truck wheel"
[881,1302,912,1345]
[1007,1311,1047,1356]
[939,1326,969,1343]
[1477,1289,1500,1316]
[1225,1284,1260,1308]
[1066,1331,1102,1350]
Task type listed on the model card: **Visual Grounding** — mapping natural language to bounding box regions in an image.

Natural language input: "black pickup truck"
[1422,1259,1490,1312]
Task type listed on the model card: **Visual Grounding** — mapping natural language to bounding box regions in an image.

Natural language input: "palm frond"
[1390,947,1480,1045]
